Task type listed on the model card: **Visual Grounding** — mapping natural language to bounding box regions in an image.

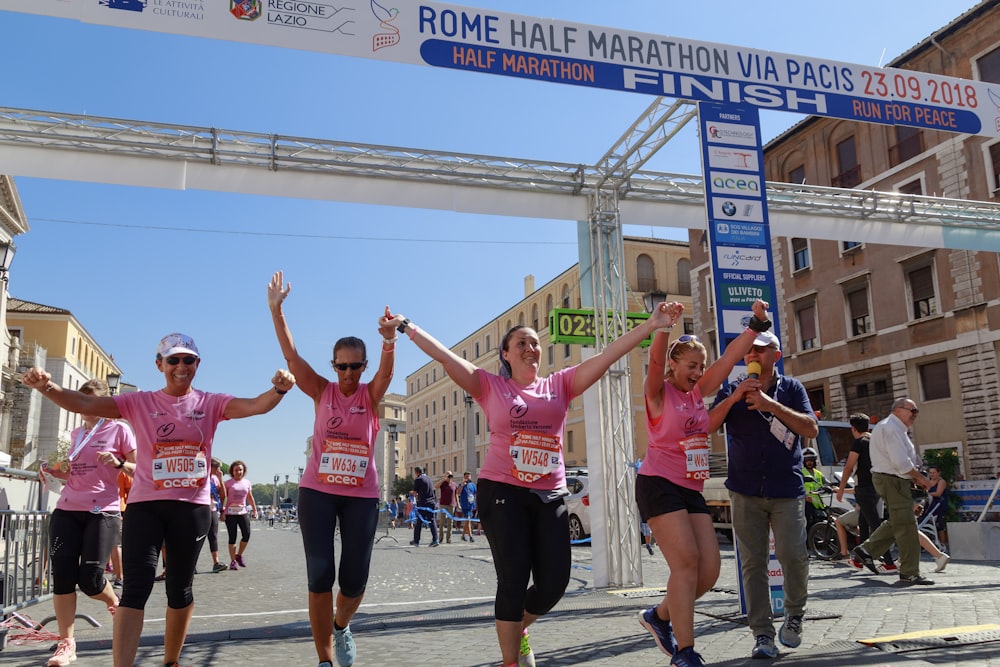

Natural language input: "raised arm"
[268,270,326,400]
[697,299,770,395]
[389,313,481,398]
[571,301,676,397]
[367,306,398,406]
[21,367,121,418]
[643,302,683,419]
[223,369,296,420]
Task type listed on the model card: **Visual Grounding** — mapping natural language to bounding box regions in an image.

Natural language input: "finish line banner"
[5,1,999,136]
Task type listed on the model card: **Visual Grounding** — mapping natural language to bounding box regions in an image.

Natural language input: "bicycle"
[806,485,851,560]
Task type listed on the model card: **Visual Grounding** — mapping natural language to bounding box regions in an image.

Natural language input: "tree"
[391,474,414,500]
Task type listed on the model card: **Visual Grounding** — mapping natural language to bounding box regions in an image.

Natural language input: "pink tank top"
[640,383,711,491]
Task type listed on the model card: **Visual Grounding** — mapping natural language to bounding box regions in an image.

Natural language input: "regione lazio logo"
[231,0,262,21]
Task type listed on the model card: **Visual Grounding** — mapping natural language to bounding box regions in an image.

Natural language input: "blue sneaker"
[638,607,677,656]
[671,646,706,667]
[751,634,778,659]
[779,614,803,648]
[333,625,355,667]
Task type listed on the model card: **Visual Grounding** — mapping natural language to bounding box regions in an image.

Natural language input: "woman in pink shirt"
[21,332,295,667]
[40,379,137,667]
[268,271,396,667]
[223,459,258,570]
[387,304,674,667]
[636,300,768,667]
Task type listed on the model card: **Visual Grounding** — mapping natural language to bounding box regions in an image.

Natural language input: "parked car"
[565,470,590,543]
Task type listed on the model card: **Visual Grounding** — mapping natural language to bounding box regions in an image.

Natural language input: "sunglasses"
[667,334,700,356]
[332,361,366,371]
[165,355,198,366]
[900,407,920,415]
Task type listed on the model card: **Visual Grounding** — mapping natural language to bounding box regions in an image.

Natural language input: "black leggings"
[208,510,220,553]
[477,479,571,622]
[225,514,252,545]
[297,487,378,598]
[49,509,120,596]
[120,501,210,610]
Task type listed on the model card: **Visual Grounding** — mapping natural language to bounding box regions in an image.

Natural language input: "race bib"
[227,504,247,515]
[680,434,710,481]
[151,442,208,491]
[769,418,797,450]
[509,431,561,484]
[317,438,370,487]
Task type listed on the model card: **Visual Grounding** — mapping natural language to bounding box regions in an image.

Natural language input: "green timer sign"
[548,308,654,347]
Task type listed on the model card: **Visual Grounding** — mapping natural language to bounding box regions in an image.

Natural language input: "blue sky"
[0,1,973,484]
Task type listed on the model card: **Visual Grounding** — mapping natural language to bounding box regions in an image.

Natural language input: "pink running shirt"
[57,419,137,513]
[224,478,253,515]
[300,382,379,499]
[475,367,577,491]
[639,382,710,492]
[113,389,233,505]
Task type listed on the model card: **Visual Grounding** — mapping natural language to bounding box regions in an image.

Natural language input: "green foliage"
[922,447,962,522]
[391,474,414,500]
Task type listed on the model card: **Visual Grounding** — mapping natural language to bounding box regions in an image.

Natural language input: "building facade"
[404,237,693,478]
[0,175,29,466]
[7,297,123,468]
[377,392,407,499]
[691,1,1000,479]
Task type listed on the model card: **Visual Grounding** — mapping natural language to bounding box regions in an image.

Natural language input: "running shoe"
[46,637,76,666]
[229,560,238,571]
[778,614,803,648]
[154,571,167,582]
[876,562,898,574]
[751,634,778,659]
[898,574,934,585]
[333,625,356,667]
[212,562,228,573]
[235,555,247,568]
[638,607,677,656]
[112,579,123,588]
[646,543,655,555]
[852,545,878,574]
[518,630,535,667]
[848,557,863,570]
[670,646,706,667]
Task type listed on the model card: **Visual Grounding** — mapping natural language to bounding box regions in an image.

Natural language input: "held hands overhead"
[271,369,296,392]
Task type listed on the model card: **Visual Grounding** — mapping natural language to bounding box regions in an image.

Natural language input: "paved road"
[3,521,1000,666]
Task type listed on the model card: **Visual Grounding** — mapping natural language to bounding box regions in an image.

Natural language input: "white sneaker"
[46,638,77,666]
[934,553,951,572]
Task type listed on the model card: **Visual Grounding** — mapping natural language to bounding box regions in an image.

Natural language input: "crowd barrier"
[0,467,55,651]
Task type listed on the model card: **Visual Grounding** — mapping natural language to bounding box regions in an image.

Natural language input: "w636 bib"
[509,431,561,483]
[318,438,370,487]
[680,434,710,481]
[152,442,208,490]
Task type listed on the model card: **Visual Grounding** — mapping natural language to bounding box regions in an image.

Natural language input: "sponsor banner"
[708,171,762,198]
[712,219,768,246]
[5,1,997,135]
[711,197,764,223]
[714,245,769,272]
[706,146,759,172]
[704,120,758,147]
[721,308,762,335]
[717,280,772,308]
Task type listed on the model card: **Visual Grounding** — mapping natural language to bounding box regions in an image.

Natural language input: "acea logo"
[231,0,262,21]
[710,171,761,196]
[715,246,768,271]
[100,0,146,11]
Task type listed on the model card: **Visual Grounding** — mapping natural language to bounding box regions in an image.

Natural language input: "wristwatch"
[397,318,411,335]
[748,315,772,333]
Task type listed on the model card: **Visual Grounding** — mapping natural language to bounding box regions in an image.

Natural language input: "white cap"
[753,330,780,351]
[157,332,200,358]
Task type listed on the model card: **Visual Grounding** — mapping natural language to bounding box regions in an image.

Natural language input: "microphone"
[747,361,761,380]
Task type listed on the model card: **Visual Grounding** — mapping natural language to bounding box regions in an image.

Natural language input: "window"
[562,286,571,308]
[474,342,480,358]
[547,345,553,366]
[919,360,951,401]
[833,136,861,188]
[907,264,938,319]
[475,412,481,436]
[636,254,656,292]
[889,125,923,166]
[797,301,818,350]
[846,286,872,336]
[791,238,811,271]
[567,429,574,453]
[545,295,553,328]
[898,178,923,196]
[441,424,446,446]
[453,421,457,441]
[532,304,539,330]
[563,343,571,359]
[788,164,806,185]
[485,334,491,351]
[842,241,861,253]
[677,258,691,296]
[705,275,714,311]
[683,319,695,335]
[977,44,1000,83]
[989,142,1000,192]
[518,312,525,327]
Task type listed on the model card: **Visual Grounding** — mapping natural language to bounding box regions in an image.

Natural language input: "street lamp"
[285,474,289,500]
[464,393,476,475]
[106,372,121,395]
[0,241,16,282]
[273,474,279,509]
[642,289,668,313]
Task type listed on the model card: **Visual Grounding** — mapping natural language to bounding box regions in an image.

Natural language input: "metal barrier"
[0,467,54,651]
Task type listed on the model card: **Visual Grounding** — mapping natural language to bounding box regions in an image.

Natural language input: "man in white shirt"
[853,398,934,585]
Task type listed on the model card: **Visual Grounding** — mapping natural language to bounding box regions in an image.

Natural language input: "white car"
[565,471,591,543]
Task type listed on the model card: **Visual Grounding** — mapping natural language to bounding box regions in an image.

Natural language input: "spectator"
[836,414,894,570]
[437,472,458,544]
[208,459,228,573]
[458,472,477,542]
[410,466,439,547]
[926,466,949,547]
